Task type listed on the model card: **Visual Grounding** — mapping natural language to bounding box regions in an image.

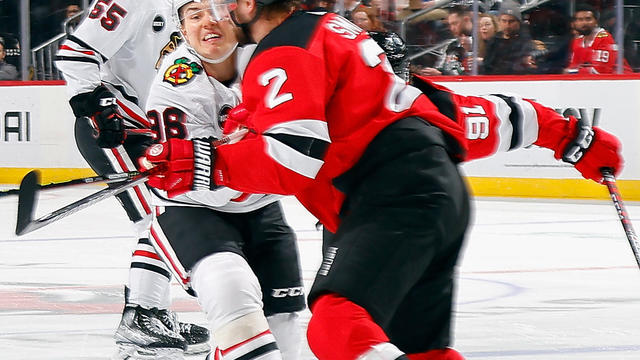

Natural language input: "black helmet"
[368,31,410,81]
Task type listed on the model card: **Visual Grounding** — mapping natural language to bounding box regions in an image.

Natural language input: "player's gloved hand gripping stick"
[13,129,249,236]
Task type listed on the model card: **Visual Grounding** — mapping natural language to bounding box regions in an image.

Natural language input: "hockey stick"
[0,130,153,198]
[14,128,250,236]
[601,169,640,269]
[15,168,158,236]
[0,170,150,198]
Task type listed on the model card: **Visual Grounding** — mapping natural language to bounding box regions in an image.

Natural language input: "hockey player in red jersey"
[565,4,633,74]
[141,1,624,359]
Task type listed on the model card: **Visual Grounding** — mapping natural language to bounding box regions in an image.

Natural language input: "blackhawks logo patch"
[164,57,202,86]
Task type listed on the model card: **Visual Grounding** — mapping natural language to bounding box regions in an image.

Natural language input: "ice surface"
[0,185,638,359]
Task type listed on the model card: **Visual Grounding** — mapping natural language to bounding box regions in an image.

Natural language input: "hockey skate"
[121,286,211,355]
[157,308,211,355]
[113,305,187,360]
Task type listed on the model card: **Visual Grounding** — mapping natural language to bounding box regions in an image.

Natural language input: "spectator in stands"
[63,3,82,34]
[339,0,362,20]
[624,11,640,72]
[306,0,336,12]
[526,3,572,74]
[412,5,473,76]
[477,13,498,63]
[482,0,536,74]
[564,4,633,74]
[0,39,18,80]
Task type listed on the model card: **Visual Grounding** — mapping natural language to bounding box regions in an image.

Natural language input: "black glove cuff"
[192,138,217,191]
[69,92,96,117]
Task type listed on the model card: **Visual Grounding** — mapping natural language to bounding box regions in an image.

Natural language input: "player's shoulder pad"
[160,46,204,87]
[252,11,324,59]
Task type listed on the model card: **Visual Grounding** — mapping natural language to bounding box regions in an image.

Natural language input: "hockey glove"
[554,116,623,183]
[222,105,250,135]
[142,138,217,198]
[69,85,126,148]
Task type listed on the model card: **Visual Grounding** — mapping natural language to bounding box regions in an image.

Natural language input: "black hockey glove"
[69,85,126,148]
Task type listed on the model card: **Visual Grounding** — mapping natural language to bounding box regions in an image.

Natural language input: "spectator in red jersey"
[564,4,633,74]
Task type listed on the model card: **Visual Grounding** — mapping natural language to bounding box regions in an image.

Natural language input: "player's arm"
[413,76,623,183]
[55,0,138,96]
[54,0,139,148]
[464,92,622,183]
[142,75,243,204]
[213,47,330,195]
[143,46,330,197]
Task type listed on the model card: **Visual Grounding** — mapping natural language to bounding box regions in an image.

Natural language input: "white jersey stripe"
[265,119,331,143]
[264,136,325,179]
[482,95,514,153]
[511,96,539,148]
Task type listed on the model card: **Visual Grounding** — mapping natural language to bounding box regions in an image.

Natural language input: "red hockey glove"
[554,116,623,183]
[141,138,217,197]
[222,105,250,135]
[69,85,126,148]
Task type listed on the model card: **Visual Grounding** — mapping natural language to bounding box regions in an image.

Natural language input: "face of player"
[479,16,496,41]
[233,0,255,25]
[574,10,598,36]
[180,0,238,61]
[352,11,371,31]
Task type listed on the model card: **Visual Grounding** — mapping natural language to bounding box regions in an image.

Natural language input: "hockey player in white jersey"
[141,1,305,359]
[54,1,210,358]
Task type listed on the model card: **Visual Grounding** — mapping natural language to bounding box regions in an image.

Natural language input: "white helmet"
[172,0,238,64]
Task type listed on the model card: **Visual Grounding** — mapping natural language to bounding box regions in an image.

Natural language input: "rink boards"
[0,76,639,200]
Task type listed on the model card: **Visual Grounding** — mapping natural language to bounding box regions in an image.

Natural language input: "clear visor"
[179,0,237,23]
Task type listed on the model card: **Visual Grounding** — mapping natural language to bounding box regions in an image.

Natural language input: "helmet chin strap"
[197,42,239,64]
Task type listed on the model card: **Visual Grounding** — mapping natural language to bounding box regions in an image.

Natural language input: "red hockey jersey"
[213,12,577,232]
[567,27,633,74]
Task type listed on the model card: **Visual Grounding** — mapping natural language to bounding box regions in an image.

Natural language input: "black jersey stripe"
[54,55,100,65]
[263,133,329,161]
[66,35,108,63]
[235,342,279,360]
[130,262,172,280]
[411,76,457,121]
[493,94,523,151]
[103,81,140,106]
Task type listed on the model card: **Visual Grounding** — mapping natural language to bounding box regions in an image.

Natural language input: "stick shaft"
[602,170,640,268]
[0,170,145,197]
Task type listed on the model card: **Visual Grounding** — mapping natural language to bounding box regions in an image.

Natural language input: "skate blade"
[113,344,185,360]
[185,341,211,355]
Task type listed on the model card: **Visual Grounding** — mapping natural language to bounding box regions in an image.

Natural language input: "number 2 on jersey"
[89,0,128,31]
[260,68,293,109]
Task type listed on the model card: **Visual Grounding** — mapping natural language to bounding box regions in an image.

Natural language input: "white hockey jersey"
[55,0,180,127]
[146,44,280,212]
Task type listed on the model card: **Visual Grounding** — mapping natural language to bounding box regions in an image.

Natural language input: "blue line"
[456,277,525,305]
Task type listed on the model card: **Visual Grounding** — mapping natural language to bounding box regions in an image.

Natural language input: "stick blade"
[16,170,40,236]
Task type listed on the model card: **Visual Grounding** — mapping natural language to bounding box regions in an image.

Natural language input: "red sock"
[307,293,391,360]
[407,348,465,360]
